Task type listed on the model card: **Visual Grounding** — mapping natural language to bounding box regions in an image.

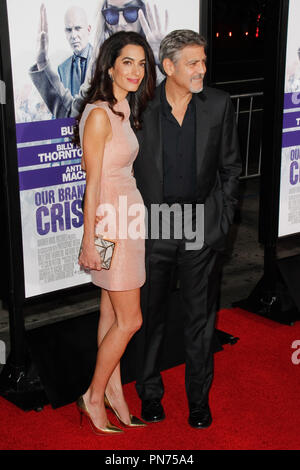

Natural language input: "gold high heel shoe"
[76,396,123,435]
[104,394,147,428]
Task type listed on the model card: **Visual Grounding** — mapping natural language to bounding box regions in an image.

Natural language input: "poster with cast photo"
[4,0,201,297]
[279,0,300,237]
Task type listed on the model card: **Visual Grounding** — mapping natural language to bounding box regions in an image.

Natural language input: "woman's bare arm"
[79,107,112,271]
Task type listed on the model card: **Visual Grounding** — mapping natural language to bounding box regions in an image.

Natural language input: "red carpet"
[1,308,300,450]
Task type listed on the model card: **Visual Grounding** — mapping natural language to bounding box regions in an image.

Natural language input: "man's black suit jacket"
[133,81,242,252]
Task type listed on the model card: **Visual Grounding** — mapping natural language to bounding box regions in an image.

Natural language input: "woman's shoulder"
[80,103,111,137]
[85,104,110,126]
[81,101,109,122]
[83,100,109,113]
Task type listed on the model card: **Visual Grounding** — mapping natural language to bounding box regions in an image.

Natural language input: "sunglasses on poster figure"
[102,5,142,25]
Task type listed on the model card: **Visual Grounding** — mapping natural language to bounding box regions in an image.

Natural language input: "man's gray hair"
[159,30,207,66]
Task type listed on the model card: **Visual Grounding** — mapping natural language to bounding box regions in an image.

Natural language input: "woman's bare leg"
[82,288,142,428]
[97,290,115,345]
[97,290,131,423]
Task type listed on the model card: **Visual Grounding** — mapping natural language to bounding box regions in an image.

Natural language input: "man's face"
[166,45,207,94]
[104,0,142,35]
[64,7,91,54]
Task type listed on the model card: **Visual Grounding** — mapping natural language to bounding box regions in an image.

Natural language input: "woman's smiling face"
[109,43,146,99]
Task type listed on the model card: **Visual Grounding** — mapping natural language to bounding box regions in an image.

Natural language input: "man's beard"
[190,74,204,93]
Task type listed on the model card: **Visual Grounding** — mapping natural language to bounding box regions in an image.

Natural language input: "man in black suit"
[133,30,242,428]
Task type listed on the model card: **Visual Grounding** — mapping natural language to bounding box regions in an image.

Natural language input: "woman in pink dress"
[74,31,156,434]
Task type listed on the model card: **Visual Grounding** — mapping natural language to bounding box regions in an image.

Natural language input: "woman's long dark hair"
[73,31,156,146]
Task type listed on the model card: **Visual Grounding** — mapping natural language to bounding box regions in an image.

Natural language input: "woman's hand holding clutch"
[78,241,102,272]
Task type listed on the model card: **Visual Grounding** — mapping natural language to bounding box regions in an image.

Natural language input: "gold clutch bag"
[79,235,116,270]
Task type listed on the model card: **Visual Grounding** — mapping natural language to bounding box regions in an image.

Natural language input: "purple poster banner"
[282,93,300,148]
[284,92,300,110]
[282,111,300,129]
[16,118,76,144]
[19,164,86,191]
[18,142,82,168]
[282,130,300,148]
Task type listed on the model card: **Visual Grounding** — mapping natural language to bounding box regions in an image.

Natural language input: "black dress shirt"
[161,83,197,204]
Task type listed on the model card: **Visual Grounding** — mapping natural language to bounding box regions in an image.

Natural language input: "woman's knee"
[118,311,143,336]
[133,313,143,333]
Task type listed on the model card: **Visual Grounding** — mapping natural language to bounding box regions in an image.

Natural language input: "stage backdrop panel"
[5,0,200,297]
[279,0,300,237]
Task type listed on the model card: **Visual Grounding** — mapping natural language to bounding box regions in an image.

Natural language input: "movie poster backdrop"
[5,0,200,297]
[279,0,300,237]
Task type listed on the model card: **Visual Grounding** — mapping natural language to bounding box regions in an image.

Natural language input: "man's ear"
[162,58,175,77]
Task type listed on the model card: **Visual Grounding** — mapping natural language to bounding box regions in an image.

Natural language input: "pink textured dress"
[79,99,145,290]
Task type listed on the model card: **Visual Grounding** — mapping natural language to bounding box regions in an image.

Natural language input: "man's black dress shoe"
[141,399,165,423]
[188,403,212,429]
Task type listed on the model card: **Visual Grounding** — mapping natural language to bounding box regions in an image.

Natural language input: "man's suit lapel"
[145,83,164,182]
[194,90,210,182]
[63,58,73,92]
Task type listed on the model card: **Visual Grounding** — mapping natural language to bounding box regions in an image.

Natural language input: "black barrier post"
[234,0,300,325]
[0,0,47,411]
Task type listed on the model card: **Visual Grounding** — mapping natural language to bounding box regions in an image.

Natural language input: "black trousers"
[135,220,221,408]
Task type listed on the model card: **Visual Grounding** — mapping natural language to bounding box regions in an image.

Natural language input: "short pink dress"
[79,99,145,291]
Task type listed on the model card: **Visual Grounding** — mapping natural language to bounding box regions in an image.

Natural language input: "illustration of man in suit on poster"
[58,6,93,97]
[30,3,93,112]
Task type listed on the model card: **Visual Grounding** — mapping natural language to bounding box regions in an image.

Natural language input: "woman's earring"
[109,73,114,82]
